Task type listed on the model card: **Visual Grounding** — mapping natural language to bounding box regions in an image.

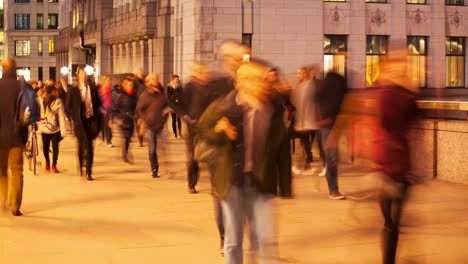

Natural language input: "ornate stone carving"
[410,9,426,25]
[370,8,386,27]
[328,6,344,25]
[449,11,463,28]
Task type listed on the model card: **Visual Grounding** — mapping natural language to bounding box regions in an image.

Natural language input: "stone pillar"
[125,42,131,73]
[118,43,124,74]
[132,41,138,70]
[112,44,117,74]
[429,1,446,89]
[348,0,366,89]
[146,39,152,74]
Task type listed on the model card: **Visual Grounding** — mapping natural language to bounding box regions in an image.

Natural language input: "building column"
[112,44,117,74]
[429,1,446,89]
[132,41,138,70]
[125,42,131,73]
[145,39,151,74]
[118,43,124,74]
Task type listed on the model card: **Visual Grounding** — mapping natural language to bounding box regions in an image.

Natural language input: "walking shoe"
[318,167,327,177]
[11,210,23,216]
[303,166,317,175]
[52,165,59,173]
[291,165,303,175]
[45,162,50,172]
[86,174,94,181]
[106,143,114,148]
[152,172,160,178]
[188,187,198,194]
[328,192,345,200]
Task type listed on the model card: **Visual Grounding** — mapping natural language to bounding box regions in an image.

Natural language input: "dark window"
[0,10,4,30]
[15,14,30,30]
[446,37,465,87]
[14,0,30,3]
[242,33,252,49]
[407,36,428,88]
[366,35,388,87]
[324,35,347,76]
[37,14,44,29]
[446,0,464,5]
[323,0,346,2]
[49,67,56,81]
[38,67,43,81]
[37,0,43,3]
[48,13,58,29]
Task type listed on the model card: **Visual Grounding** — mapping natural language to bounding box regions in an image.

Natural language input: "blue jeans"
[221,178,278,264]
[320,126,339,193]
[146,129,158,173]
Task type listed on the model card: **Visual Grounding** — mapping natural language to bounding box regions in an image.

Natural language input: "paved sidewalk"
[1,135,468,264]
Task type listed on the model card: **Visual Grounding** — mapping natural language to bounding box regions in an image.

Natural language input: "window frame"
[14,0,30,3]
[324,34,348,77]
[366,35,389,87]
[446,36,466,88]
[406,0,426,4]
[14,14,30,30]
[37,13,44,29]
[48,39,55,55]
[366,0,387,3]
[47,13,58,29]
[15,40,31,57]
[407,36,428,88]
[446,0,464,5]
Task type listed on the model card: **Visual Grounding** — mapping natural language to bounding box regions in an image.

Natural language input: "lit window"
[324,35,347,77]
[366,35,388,87]
[446,37,465,87]
[15,14,30,30]
[48,13,58,29]
[0,32,4,45]
[366,0,387,2]
[15,40,31,56]
[38,39,43,56]
[407,36,428,88]
[446,0,464,5]
[48,39,55,55]
[407,0,426,4]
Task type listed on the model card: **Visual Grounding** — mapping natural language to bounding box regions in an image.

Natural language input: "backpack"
[16,80,40,128]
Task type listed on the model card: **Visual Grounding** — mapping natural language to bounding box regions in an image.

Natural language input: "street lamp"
[60,66,70,75]
[84,65,94,75]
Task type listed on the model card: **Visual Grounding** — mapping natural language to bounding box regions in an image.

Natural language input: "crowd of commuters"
[0,40,419,264]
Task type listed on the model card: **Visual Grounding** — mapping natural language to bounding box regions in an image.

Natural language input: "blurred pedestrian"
[38,83,66,173]
[136,73,169,178]
[167,74,183,138]
[290,66,321,175]
[317,69,347,200]
[0,57,31,216]
[98,75,113,147]
[113,78,137,163]
[133,68,146,147]
[68,66,101,181]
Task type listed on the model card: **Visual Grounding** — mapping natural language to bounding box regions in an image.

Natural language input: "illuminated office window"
[366,35,388,87]
[366,0,387,2]
[48,39,55,55]
[446,37,465,87]
[324,35,347,77]
[38,39,43,56]
[408,36,428,88]
[15,40,31,56]
[407,0,426,4]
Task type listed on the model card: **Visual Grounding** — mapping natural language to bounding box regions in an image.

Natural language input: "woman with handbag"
[38,82,67,173]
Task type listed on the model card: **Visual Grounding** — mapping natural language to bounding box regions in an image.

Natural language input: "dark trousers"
[298,131,313,166]
[42,132,61,165]
[208,165,224,245]
[171,113,182,137]
[321,126,339,193]
[146,129,159,173]
[316,130,326,166]
[135,119,144,145]
[101,114,112,144]
[77,134,94,176]
[186,130,199,188]
[380,183,409,264]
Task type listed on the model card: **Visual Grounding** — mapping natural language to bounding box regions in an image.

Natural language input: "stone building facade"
[4,0,60,81]
[57,0,468,92]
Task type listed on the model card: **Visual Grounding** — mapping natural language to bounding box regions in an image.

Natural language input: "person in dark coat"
[135,73,169,178]
[68,66,101,181]
[132,69,146,146]
[0,57,28,216]
[113,77,137,163]
[166,74,183,138]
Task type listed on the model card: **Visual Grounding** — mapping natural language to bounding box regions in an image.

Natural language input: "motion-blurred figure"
[133,68,146,147]
[290,66,321,175]
[38,83,66,173]
[167,74,183,138]
[98,75,113,147]
[317,69,347,200]
[136,73,169,178]
[374,53,418,264]
[68,66,101,181]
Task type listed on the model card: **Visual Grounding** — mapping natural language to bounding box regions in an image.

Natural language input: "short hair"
[170,74,180,81]
[1,57,17,76]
